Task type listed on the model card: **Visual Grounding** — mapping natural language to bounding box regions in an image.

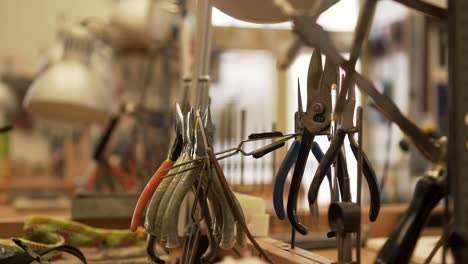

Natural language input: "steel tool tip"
[307,48,323,93]
[297,78,303,114]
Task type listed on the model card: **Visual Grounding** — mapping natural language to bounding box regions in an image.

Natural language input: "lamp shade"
[210,0,322,23]
[23,60,110,124]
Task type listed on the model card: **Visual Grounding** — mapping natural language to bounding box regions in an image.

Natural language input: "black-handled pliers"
[286,49,337,235]
[273,80,332,220]
[307,69,381,222]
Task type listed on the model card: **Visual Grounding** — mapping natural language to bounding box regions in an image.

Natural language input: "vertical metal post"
[356,106,363,263]
[448,0,468,262]
[240,110,246,185]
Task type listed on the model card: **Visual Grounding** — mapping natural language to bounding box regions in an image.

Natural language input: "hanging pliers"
[308,72,381,223]
[286,49,336,235]
[272,79,332,220]
[131,103,185,232]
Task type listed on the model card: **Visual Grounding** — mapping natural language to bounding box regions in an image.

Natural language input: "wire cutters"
[273,80,332,220]
[308,71,381,222]
[286,49,336,235]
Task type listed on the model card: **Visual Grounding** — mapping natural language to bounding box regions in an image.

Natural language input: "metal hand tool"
[161,131,295,176]
[375,164,446,264]
[196,113,273,264]
[86,116,135,192]
[308,72,381,223]
[143,104,192,264]
[154,110,196,243]
[286,49,335,235]
[273,80,332,221]
[293,11,443,163]
[131,97,189,232]
[131,110,184,232]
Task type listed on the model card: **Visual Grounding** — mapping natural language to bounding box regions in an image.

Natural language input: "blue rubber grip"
[273,140,300,220]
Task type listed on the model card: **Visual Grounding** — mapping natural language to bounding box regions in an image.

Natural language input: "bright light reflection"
[212,1,359,32]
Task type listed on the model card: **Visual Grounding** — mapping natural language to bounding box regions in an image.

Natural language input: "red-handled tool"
[131,159,175,232]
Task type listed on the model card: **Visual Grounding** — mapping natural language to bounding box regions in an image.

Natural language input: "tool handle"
[130,160,173,232]
[348,134,381,222]
[287,131,314,235]
[273,140,300,220]
[311,141,333,192]
[375,176,444,264]
[308,129,346,206]
[336,149,351,202]
[248,131,283,140]
[93,116,120,161]
[0,125,13,133]
[251,141,285,159]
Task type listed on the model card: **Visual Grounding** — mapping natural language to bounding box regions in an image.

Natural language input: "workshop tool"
[291,4,443,164]
[131,99,187,232]
[375,164,446,264]
[355,106,364,263]
[143,104,190,264]
[0,215,147,264]
[307,70,381,224]
[276,1,448,263]
[273,79,333,221]
[86,116,135,192]
[286,49,336,236]
[196,112,274,264]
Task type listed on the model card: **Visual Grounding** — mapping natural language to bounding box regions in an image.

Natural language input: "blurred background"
[0,0,447,249]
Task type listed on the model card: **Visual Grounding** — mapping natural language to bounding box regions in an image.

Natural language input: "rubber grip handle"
[287,131,314,235]
[308,129,346,206]
[348,134,381,221]
[93,116,120,161]
[375,176,444,264]
[310,142,332,186]
[336,150,351,202]
[248,131,283,140]
[131,160,173,232]
[251,141,285,159]
[273,140,300,219]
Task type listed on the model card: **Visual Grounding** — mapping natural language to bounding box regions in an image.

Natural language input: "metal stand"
[448,0,468,262]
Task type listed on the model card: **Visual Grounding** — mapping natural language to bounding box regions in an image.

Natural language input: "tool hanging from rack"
[273,0,449,263]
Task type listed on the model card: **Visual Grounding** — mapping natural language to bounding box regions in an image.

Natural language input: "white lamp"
[23,24,110,124]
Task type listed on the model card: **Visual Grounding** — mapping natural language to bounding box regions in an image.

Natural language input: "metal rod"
[356,106,364,263]
[240,110,246,185]
[192,0,213,109]
[291,226,296,249]
[271,122,277,186]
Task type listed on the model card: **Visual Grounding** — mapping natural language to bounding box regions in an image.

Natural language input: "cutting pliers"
[308,71,381,223]
[273,79,332,221]
[286,49,337,235]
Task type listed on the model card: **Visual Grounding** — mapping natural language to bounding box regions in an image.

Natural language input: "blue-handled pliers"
[272,80,332,220]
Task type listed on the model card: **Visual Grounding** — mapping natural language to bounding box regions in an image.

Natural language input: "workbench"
[0,204,444,263]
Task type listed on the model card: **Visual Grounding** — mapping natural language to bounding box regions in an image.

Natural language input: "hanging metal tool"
[285,49,336,236]
[308,70,381,224]
[273,79,332,222]
[291,5,443,164]
[375,164,446,264]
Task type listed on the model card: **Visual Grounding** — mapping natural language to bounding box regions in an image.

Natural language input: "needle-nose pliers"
[308,71,381,223]
[272,79,332,221]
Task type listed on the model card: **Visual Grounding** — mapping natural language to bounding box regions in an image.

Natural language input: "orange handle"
[130,159,174,232]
